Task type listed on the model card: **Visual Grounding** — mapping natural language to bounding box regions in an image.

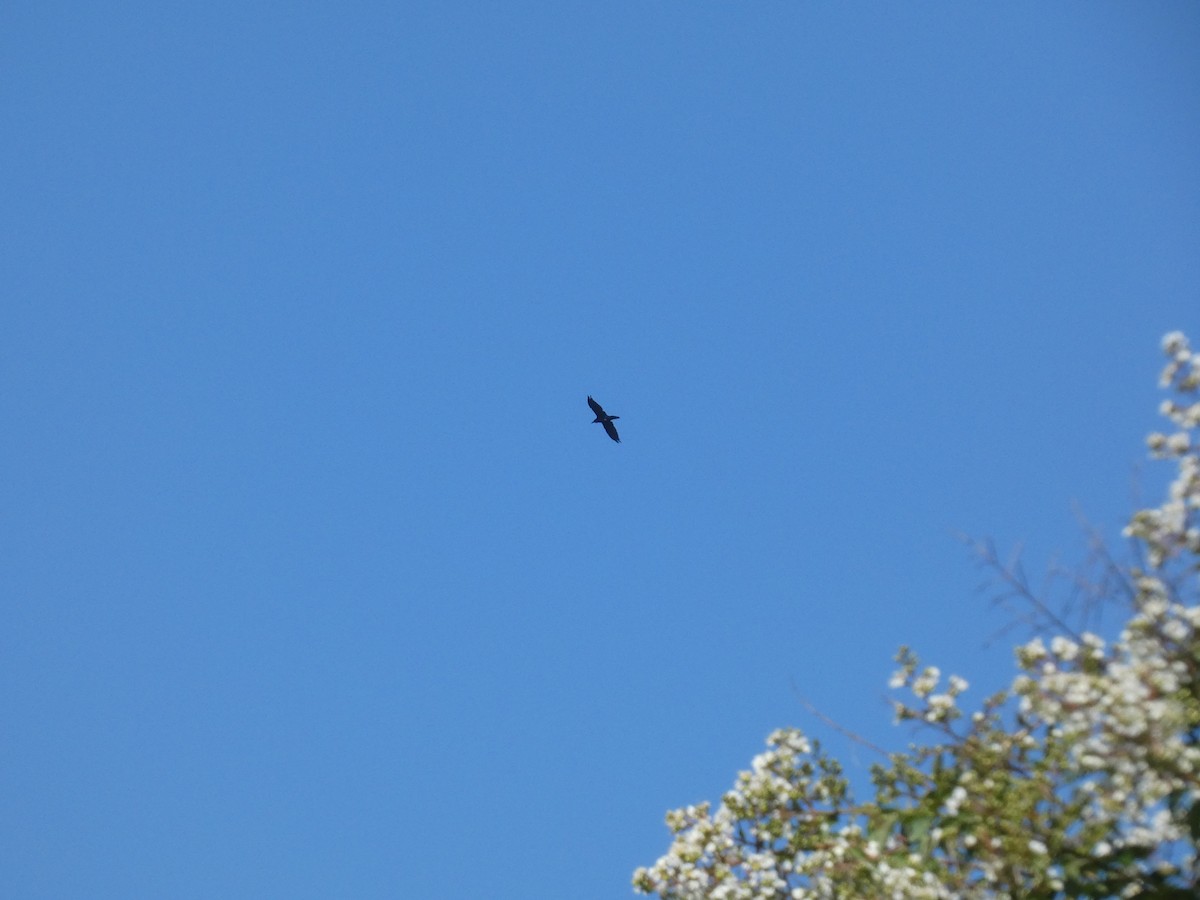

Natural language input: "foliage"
[633,333,1200,899]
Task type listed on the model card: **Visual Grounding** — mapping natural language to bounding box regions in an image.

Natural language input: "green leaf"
[905,814,932,843]
[868,812,896,845]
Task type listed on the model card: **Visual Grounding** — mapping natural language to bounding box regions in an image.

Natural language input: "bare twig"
[789,681,891,759]
[962,535,1085,646]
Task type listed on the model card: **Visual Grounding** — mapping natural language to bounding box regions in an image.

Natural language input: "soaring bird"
[587,396,621,443]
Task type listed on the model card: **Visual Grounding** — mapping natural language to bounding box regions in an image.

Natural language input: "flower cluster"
[635,333,1200,898]
[632,727,956,899]
[1125,331,1200,568]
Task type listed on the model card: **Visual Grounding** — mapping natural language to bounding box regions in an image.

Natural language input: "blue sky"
[2,3,1198,897]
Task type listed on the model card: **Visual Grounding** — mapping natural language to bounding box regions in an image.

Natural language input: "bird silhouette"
[587,396,621,443]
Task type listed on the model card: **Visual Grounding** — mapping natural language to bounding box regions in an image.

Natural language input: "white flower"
[1162,331,1187,354]
[1163,618,1188,642]
[944,785,968,816]
[1050,636,1079,661]
[912,666,941,698]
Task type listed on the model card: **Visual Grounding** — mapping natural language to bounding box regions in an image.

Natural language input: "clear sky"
[2,3,1198,898]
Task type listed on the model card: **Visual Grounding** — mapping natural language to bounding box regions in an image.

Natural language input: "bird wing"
[602,419,621,443]
[587,396,605,417]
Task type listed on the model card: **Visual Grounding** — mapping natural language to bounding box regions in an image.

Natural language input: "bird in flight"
[587,396,621,443]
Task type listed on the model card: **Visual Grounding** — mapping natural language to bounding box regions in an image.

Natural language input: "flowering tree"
[633,333,1200,899]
